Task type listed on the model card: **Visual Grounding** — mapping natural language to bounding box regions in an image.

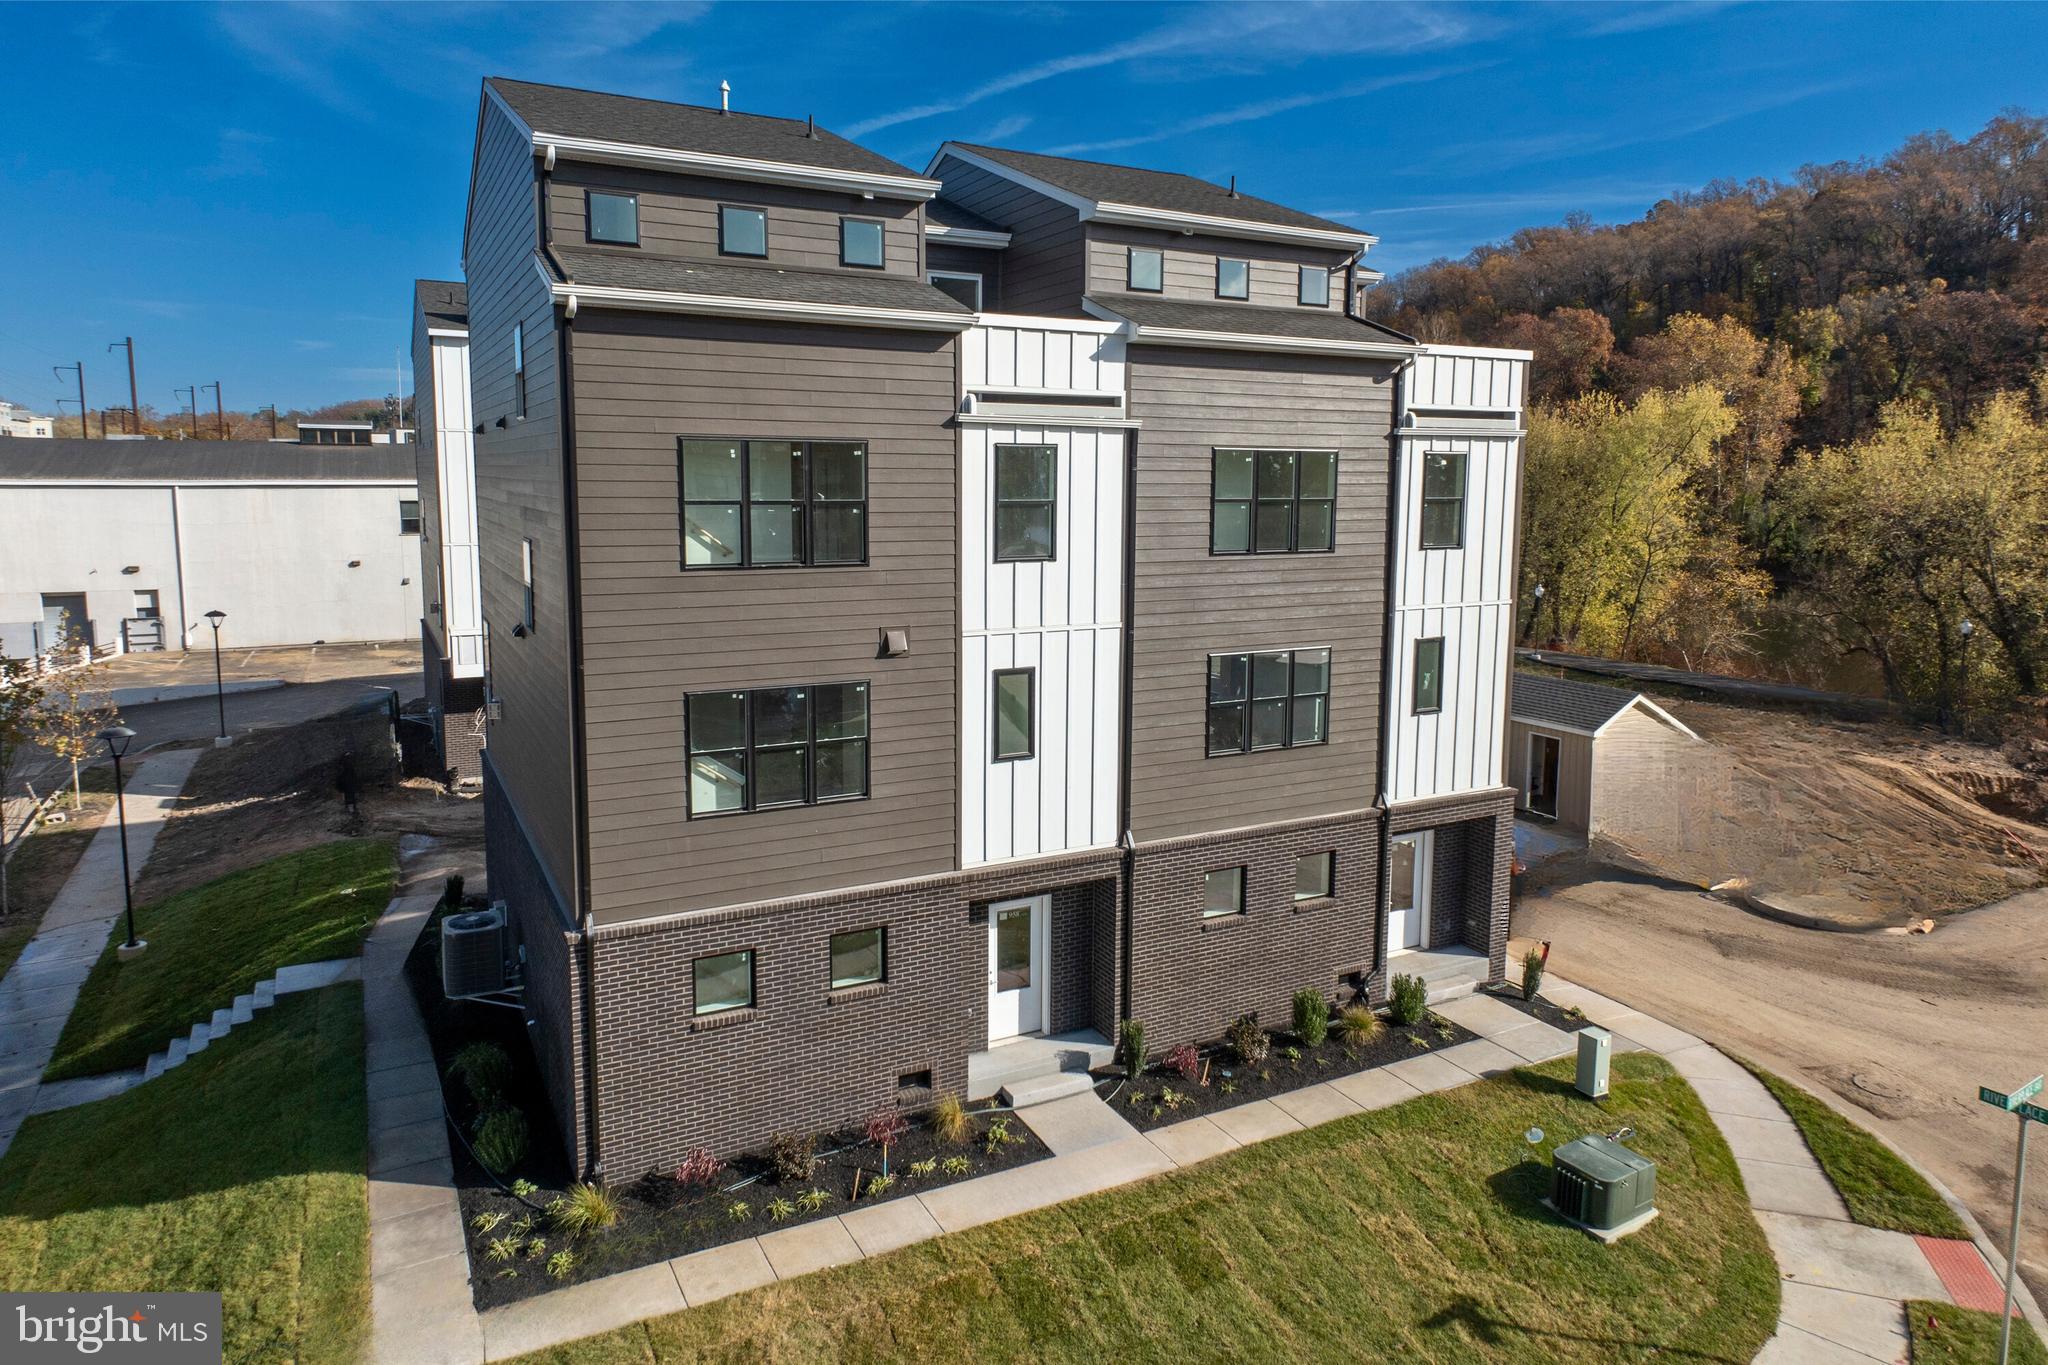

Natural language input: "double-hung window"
[681,439,867,568]
[840,217,885,268]
[1211,449,1337,554]
[1412,637,1445,714]
[398,499,422,535]
[830,927,885,988]
[1420,451,1468,549]
[1299,265,1331,307]
[1207,648,1331,755]
[1216,257,1250,299]
[992,444,1056,561]
[685,681,870,816]
[1128,247,1163,292]
[587,190,639,245]
[719,204,767,257]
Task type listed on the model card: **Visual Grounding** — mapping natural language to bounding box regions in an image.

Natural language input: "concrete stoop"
[998,1071,1095,1109]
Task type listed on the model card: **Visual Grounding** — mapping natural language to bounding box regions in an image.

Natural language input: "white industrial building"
[0,439,424,657]
[0,402,54,439]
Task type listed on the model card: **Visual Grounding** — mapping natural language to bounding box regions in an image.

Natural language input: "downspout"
[1371,361,1408,1000]
[168,484,190,652]
[1117,423,1139,1029]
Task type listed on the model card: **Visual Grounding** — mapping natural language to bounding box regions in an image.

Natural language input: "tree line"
[1369,111,2048,719]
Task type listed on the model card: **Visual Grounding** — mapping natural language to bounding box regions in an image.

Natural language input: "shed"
[1508,672,1701,836]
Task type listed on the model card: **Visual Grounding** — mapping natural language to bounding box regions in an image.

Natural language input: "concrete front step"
[209,1007,233,1039]
[999,1071,1096,1109]
[185,1022,210,1055]
[230,995,255,1025]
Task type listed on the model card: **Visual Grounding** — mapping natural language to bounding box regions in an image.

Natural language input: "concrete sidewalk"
[0,747,199,1161]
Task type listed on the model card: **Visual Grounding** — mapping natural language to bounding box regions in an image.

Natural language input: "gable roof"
[486,78,925,183]
[1084,292,1417,357]
[0,439,416,484]
[415,279,468,332]
[926,196,1006,233]
[935,142,1372,248]
[1511,671,1700,740]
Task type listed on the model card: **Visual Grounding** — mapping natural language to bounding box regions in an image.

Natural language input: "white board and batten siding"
[430,334,485,677]
[1387,346,1529,805]
[960,314,1126,399]
[961,423,1126,866]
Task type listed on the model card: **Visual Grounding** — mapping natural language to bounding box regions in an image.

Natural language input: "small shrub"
[1225,1014,1269,1067]
[865,1173,896,1199]
[674,1147,723,1190]
[796,1188,830,1212]
[765,1197,796,1223]
[1388,974,1428,1026]
[929,1092,971,1145]
[1219,1078,1237,1095]
[866,1106,909,1174]
[509,1214,535,1237]
[547,1250,575,1280]
[1117,1018,1147,1076]
[1281,1045,1302,1064]
[941,1155,970,1176]
[510,1179,538,1198]
[473,1107,528,1175]
[1165,1042,1201,1082]
[1521,947,1547,1002]
[441,874,465,910]
[1159,1086,1186,1108]
[485,1236,520,1264]
[908,1158,937,1179]
[449,1042,514,1110]
[1336,1004,1383,1045]
[769,1131,817,1184]
[524,1237,547,1259]
[725,1200,751,1222]
[551,1182,621,1235]
[471,1210,505,1233]
[1292,989,1330,1047]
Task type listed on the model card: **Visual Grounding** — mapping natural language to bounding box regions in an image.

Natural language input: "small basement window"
[1295,851,1334,901]
[1203,867,1245,918]
[830,927,885,988]
[587,190,639,245]
[693,949,754,1015]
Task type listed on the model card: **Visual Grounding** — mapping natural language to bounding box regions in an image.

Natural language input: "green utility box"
[1548,1134,1658,1241]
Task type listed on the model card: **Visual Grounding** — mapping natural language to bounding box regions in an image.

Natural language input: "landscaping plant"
[449,1041,515,1110]
[770,1131,818,1184]
[1521,946,1547,1002]
[1117,1018,1147,1075]
[865,1106,909,1176]
[1224,1013,1269,1066]
[1389,973,1428,1026]
[1165,1042,1201,1083]
[551,1182,622,1234]
[673,1146,723,1191]
[1336,1003,1383,1045]
[929,1092,971,1145]
[472,1107,528,1175]
[1292,988,1330,1047]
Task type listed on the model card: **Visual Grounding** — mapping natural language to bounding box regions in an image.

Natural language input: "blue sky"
[2,1,2043,413]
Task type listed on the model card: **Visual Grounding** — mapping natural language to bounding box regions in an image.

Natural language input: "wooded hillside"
[1368,111,2048,719]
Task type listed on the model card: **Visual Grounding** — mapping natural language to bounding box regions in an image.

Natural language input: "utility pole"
[201,381,223,439]
[259,404,278,440]
[53,361,85,437]
[108,338,138,434]
[174,386,197,439]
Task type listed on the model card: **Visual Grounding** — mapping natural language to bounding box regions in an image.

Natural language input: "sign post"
[1978,1076,2043,1365]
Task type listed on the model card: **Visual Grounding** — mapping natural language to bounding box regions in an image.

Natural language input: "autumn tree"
[1612,314,1804,511]
[1486,308,1615,404]
[33,629,121,811]
[0,658,48,918]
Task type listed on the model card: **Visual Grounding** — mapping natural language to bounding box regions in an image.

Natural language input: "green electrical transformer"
[1549,1134,1659,1240]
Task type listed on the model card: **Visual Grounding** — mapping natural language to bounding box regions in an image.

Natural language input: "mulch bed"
[1487,982,1596,1034]
[402,904,1050,1311]
[1095,1012,1481,1133]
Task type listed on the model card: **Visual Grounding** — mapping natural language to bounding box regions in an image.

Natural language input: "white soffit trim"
[1593,695,1702,741]
[533,130,941,201]
[426,327,470,339]
[1509,717,1599,739]
[957,411,1141,429]
[1418,342,1535,362]
[924,222,1012,248]
[931,143,1374,251]
[541,279,969,332]
[1081,298,1421,358]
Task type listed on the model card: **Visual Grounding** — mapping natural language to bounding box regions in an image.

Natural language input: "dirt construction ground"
[1517,695,2048,1306]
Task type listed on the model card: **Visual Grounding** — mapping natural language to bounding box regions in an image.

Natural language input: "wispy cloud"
[1044,64,1489,157]
[966,114,1034,145]
[1586,1,1743,37]
[294,340,334,352]
[202,128,273,180]
[843,2,1482,138]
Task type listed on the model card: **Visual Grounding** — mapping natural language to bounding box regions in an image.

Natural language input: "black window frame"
[1202,866,1246,919]
[992,443,1057,563]
[511,322,527,420]
[1298,265,1331,307]
[927,270,983,309]
[991,667,1035,762]
[680,437,869,570]
[839,216,887,269]
[586,189,640,246]
[1413,637,1445,715]
[1128,247,1164,293]
[829,926,886,989]
[1294,850,1335,902]
[1209,448,1339,555]
[684,680,872,818]
[1216,257,1250,300]
[692,948,755,1016]
[519,537,536,631]
[718,203,769,258]
[1419,450,1469,550]
[1206,647,1332,756]
[398,499,422,535]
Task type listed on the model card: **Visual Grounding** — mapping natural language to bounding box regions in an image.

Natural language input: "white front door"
[1387,832,1432,954]
[988,894,1049,1043]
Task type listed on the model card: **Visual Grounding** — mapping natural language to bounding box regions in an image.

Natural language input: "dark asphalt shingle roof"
[0,439,416,483]
[950,142,1364,237]
[488,78,923,181]
[415,279,468,329]
[548,248,974,316]
[926,197,1006,234]
[1086,293,1416,346]
[1511,672,1643,733]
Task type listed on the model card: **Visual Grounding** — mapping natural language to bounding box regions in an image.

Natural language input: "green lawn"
[44,838,393,1081]
[0,771,116,980]
[516,1052,1779,1364]
[0,985,369,1364]
[1738,1059,1970,1239]
[1907,1300,2047,1364]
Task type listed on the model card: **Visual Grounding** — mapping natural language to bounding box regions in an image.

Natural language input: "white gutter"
[1081,298,1420,358]
[531,131,941,201]
[542,279,969,332]
[923,222,1012,248]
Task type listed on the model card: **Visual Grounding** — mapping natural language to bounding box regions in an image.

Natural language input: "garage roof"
[1511,671,1700,740]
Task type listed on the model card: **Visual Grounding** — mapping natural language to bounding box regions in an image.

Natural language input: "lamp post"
[100,725,144,957]
[1958,618,1975,735]
[204,609,229,746]
[1522,582,1547,644]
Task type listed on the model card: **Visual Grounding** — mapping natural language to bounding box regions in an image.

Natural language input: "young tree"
[0,658,49,918]
[35,653,120,811]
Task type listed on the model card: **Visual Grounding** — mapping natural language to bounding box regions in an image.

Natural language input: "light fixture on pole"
[1958,617,1975,733]
[204,609,230,746]
[100,725,145,958]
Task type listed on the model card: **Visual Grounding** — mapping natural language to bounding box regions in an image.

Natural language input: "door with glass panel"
[1386,831,1432,954]
[987,894,1048,1042]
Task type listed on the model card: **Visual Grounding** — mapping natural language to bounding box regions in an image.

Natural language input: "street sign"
[2020,1102,2048,1126]
[1979,1076,2044,1112]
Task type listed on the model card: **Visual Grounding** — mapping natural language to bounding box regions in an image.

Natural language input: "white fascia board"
[535,131,941,201]
[544,278,970,333]
[957,411,1141,429]
[931,143,1372,251]
[924,222,1012,248]
[1418,342,1535,362]
[1593,696,1702,742]
[0,479,417,489]
[974,311,1125,336]
[1401,423,1527,438]
[1080,298,1419,358]
[426,327,470,339]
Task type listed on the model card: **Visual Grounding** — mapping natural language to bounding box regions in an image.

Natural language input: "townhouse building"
[458,77,1526,1177]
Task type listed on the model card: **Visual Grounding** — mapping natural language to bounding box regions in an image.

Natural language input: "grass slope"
[516,1053,1778,1364]
[1908,1300,2048,1364]
[1738,1059,1970,1239]
[0,771,116,980]
[0,985,369,1364]
[45,838,393,1081]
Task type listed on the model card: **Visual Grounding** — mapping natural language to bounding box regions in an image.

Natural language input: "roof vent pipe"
[720,79,730,114]
[807,114,817,139]
[1228,175,1239,199]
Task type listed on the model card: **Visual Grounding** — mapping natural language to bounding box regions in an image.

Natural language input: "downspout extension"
[1371,362,1408,1001]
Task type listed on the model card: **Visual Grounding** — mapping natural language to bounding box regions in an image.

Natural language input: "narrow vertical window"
[1128,247,1163,292]
[511,323,527,419]
[992,444,1056,562]
[1413,637,1445,714]
[1299,265,1331,307]
[1216,258,1249,299]
[587,190,639,245]
[1203,867,1245,918]
[398,499,422,535]
[1420,451,1468,549]
[719,205,767,257]
[992,668,1034,761]
[519,538,535,630]
[840,217,886,268]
